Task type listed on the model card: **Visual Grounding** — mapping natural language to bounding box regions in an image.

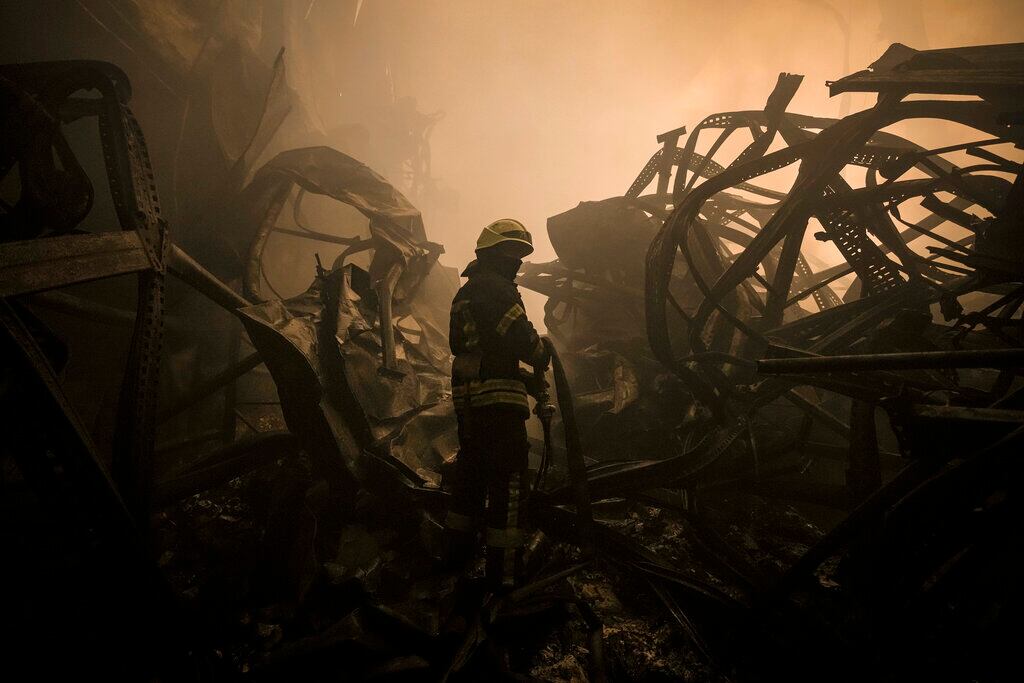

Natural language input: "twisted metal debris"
[1,42,1023,682]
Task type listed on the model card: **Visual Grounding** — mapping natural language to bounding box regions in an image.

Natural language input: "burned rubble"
[1,9,1023,681]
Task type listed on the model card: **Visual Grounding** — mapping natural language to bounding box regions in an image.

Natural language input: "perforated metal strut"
[0,61,168,521]
[97,75,168,519]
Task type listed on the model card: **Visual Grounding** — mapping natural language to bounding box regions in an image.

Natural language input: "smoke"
[356,1,1017,262]
[3,0,1021,323]
[326,0,1019,322]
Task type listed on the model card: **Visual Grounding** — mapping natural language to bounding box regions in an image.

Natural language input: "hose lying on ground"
[539,337,593,547]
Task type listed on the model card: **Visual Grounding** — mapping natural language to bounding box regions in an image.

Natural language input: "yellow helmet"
[475,218,534,257]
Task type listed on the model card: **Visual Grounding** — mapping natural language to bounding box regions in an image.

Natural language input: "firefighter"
[445,218,550,591]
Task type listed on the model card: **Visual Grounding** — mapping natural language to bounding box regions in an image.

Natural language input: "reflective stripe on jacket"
[449,256,548,416]
[452,378,530,414]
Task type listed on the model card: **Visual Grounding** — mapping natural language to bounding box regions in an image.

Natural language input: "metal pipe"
[166,244,253,313]
[759,348,1024,374]
[272,226,363,246]
[376,262,403,372]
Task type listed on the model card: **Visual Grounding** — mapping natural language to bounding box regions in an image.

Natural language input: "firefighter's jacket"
[449,256,548,417]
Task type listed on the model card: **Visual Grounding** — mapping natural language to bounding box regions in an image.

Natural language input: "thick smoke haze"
[344,0,1022,320]
[2,0,1021,323]
[366,1,1022,262]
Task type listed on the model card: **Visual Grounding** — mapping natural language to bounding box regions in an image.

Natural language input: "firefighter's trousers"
[444,406,529,590]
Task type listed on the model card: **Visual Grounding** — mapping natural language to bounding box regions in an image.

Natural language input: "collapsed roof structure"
[1,39,1022,682]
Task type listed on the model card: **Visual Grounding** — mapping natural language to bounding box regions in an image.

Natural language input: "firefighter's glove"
[519,368,549,400]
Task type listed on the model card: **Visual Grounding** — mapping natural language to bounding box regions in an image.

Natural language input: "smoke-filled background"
[2,0,1022,321]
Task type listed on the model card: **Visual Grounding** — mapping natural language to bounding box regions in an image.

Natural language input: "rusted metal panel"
[0,231,150,297]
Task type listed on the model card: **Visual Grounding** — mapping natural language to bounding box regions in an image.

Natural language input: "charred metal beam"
[166,243,253,313]
[828,69,1024,97]
[655,125,685,196]
[759,348,1024,374]
[0,231,151,297]
[908,404,1024,424]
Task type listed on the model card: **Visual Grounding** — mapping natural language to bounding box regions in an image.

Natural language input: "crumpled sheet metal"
[519,198,689,361]
[548,198,661,277]
[239,260,457,495]
[238,146,444,302]
[211,140,459,499]
[237,287,359,496]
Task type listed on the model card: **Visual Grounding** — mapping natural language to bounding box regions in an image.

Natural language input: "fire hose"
[532,337,593,545]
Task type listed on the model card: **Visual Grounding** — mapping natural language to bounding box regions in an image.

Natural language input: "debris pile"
[1,40,1023,682]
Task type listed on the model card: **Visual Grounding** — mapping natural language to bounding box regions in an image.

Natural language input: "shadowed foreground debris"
[1,40,1023,682]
